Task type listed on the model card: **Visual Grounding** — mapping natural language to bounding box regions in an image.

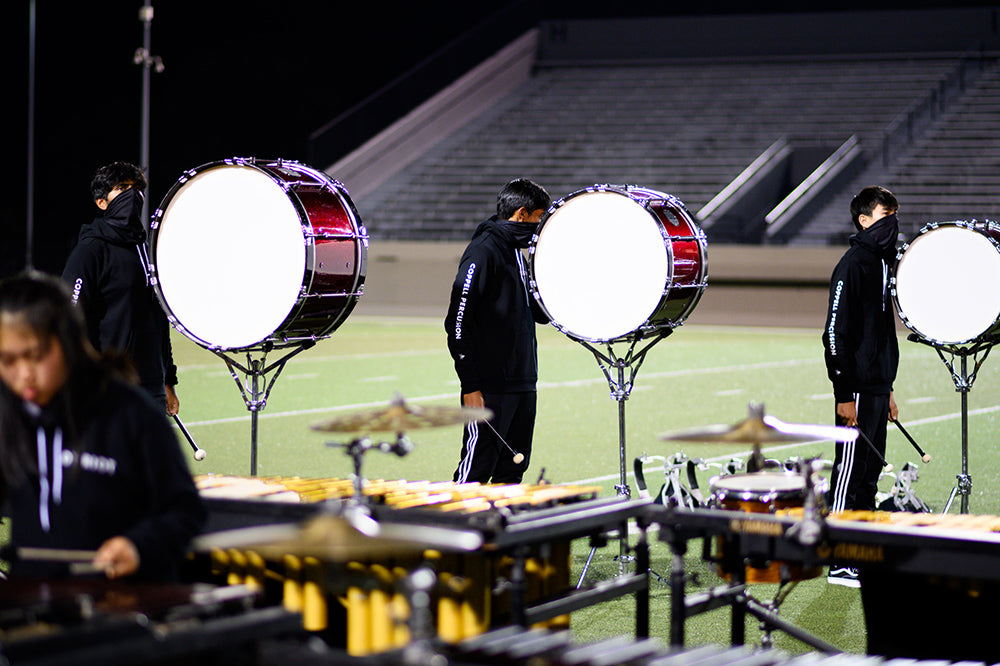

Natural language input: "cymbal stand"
[919,336,995,514]
[324,432,413,536]
[213,340,315,477]
[576,329,671,580]
[327,432,414,501]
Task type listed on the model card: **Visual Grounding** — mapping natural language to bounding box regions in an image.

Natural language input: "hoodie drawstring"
[137,244,152,288]
[35,425,64,533]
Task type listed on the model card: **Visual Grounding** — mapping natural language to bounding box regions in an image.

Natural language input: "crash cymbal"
[660,402,858,445]
[311,394,492,434]
[192,511,484,561]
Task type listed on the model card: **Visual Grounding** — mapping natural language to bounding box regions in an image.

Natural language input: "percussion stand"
[213,340,316,477]
[328,433,413,501]
[577,330,671,580]
[909,334,996,514]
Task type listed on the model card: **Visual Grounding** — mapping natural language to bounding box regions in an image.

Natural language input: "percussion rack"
[213,339,316,476]
[906,332,997,514]
[650,502,1000,660]
[576,329,672,580]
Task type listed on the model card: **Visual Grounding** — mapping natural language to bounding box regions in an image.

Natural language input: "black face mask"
[104,187,145,230]
[506,221,537,249]
[866,213,899,255]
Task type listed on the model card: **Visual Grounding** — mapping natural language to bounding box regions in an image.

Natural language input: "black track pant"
[829,392,890,512]
[453,391,535,484]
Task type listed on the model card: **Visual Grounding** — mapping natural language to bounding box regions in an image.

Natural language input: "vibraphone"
[652,504,1000,661]
[193,475,652,657]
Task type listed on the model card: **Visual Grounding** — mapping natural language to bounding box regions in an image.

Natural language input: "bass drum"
[528,185,707,343]
[891,220,1000,347]
[150,158,368,351]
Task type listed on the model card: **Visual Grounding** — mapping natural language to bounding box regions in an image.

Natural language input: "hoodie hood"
[81,188,147,247]
[850,213,899,260]
[471,215,535,248]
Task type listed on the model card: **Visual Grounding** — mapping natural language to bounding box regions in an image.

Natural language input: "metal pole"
[134,1,162,224]
[26,0,37,268]
[250,358,260,477]
[961,354,970,514]
[617,363,629,572]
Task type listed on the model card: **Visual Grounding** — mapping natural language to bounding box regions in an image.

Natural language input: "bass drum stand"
[908,333,996,514]
[576,329,671,583]
[213,340,316,477]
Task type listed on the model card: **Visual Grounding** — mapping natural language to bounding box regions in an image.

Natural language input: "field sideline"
[171,315,1000,654]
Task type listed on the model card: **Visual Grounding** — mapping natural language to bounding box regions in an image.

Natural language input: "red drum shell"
[528,185,708,343]
[150,158,367,350]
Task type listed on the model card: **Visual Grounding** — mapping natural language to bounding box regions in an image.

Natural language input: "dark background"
[5,1,988,276]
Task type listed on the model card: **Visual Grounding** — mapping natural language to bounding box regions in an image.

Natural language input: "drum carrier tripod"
[905,333,997,514]
[576,329,672,580]
[214,340,316,477]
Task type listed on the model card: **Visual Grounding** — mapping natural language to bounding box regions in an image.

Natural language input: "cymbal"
[661,402,858,445]
[311,394,492,434]
[192,511,484,561]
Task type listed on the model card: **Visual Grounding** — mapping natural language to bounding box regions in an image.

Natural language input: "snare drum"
[710,472,822,583]
[528,185,707,343]
[150,158,368,350]
[891,221,1000,347]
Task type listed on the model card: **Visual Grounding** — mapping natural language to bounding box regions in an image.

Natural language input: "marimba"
[192,475,652,656]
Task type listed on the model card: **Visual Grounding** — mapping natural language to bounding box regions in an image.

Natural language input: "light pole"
[133,0,164,226]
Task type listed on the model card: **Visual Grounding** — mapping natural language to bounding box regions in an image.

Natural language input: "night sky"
[6,1,521,275]
[6,1,979,276]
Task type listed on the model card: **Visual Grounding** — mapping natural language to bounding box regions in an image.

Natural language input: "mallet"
[891,418,931,463]
[483,420,525,464]
[855,427,893,473]
[173,414,206,461]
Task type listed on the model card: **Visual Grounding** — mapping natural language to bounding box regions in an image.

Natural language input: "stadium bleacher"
[318,10,1000,246]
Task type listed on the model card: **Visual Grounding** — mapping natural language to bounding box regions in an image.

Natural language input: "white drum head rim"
[711,472,806,493]
[531,190,671,342]
[894,224,1000,345]
[153,164,307,350]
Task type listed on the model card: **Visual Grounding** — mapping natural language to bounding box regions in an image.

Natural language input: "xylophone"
[192,475,651,657]
[653,504,1000,661]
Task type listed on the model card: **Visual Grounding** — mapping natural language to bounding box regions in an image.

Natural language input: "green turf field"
[171,316,1000,655]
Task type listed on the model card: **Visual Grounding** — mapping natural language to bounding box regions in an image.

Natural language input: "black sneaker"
[827,566,860,588]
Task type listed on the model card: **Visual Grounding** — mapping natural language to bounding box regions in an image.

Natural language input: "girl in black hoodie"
[0,272,204,581]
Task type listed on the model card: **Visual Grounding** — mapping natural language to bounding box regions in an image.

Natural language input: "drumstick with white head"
[173,414,206,461]
[891,418,931,463]
[483,420,525,464]
[854,427,893,473]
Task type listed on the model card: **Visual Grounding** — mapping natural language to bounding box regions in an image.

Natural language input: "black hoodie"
[62,191,177,394]
[6,379,205,581]
[445,216,548,394]
[822,215,900,402]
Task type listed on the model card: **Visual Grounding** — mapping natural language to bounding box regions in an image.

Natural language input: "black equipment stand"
[908,333,996,514]
[327,433,413,500]
[657,457,838,653]
[213,340,315,476]
[576,330,671,580]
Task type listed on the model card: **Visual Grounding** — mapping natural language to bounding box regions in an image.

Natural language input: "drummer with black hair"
[822,185,901,588]
[61,161,179,415]
[0,271,205,580]
[445,178,551,484]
